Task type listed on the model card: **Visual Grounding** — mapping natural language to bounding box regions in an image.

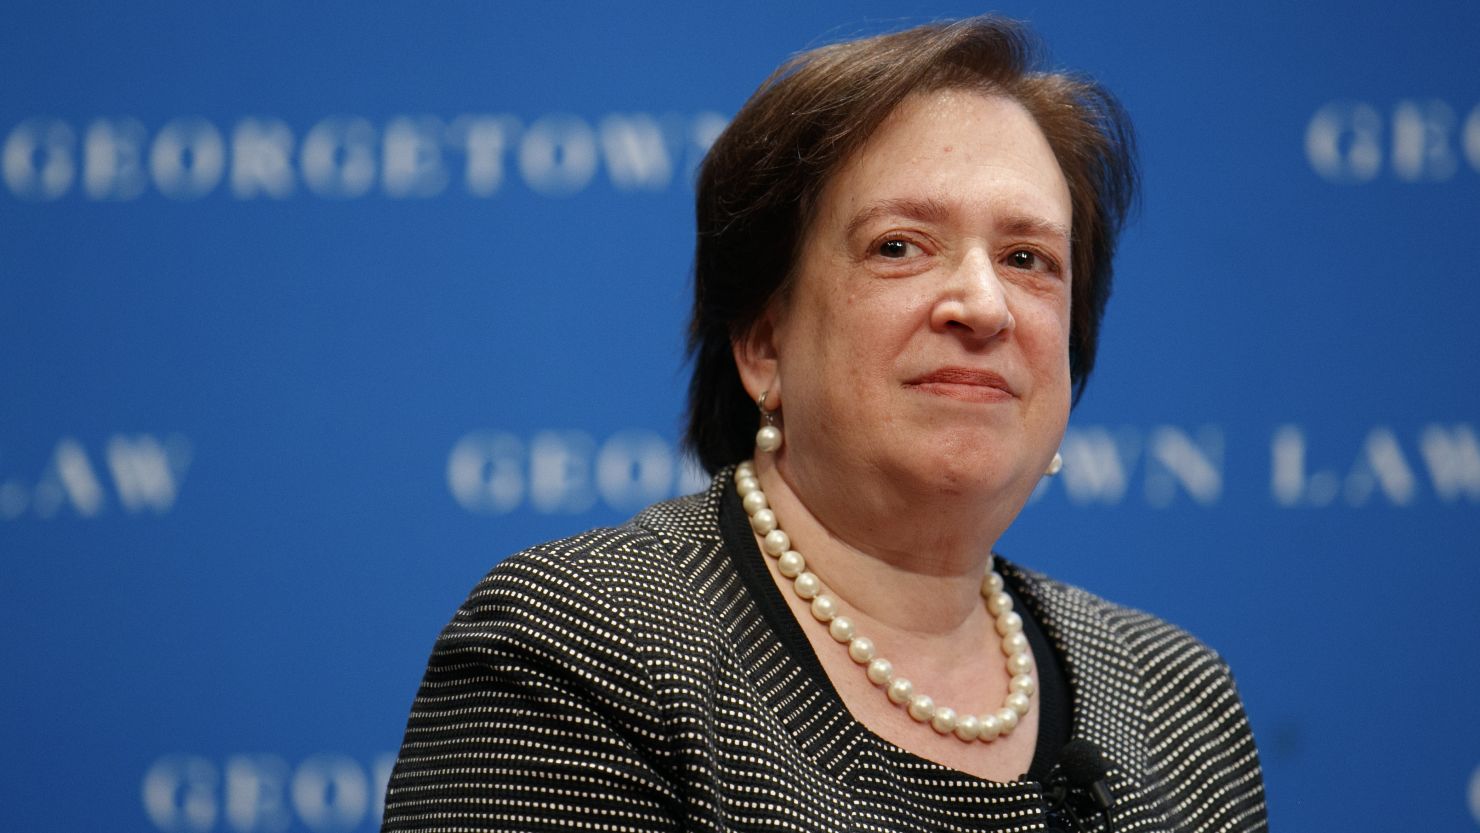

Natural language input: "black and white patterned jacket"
[384,470,1267,832]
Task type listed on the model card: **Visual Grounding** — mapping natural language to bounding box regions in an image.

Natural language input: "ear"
[731,308,782,410]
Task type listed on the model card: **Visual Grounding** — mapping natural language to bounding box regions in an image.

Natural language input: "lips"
[905,367,1016,402]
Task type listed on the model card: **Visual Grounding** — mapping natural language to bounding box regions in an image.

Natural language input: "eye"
[876,238,923,259]
[1007,249,1055,273]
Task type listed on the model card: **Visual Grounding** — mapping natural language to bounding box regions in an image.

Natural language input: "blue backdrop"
[3,2,1478,830]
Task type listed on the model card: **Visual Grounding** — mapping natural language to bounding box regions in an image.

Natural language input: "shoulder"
[386,492,733,830]
[435,487,734,684]
[1003,560,1268,830]
[1006,562,1246,734]
[449,490,717,630]
[1004,560,1230,678]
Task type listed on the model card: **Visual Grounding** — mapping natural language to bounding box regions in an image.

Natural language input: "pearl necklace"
[734,460,1035,743]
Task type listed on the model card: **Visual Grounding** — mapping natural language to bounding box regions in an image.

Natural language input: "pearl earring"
[755,391,783,453]
[1045,451,1063,476]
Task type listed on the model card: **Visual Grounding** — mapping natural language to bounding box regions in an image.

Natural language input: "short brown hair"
[684,16,1138,473]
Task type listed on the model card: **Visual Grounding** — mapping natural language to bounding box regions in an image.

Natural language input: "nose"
[929,247,1013,341]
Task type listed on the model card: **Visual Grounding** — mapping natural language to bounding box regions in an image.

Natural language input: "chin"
[891,451,1019,499]
[904,426,1052,488]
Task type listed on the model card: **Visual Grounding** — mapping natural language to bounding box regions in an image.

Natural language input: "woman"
[383,17,1267,833]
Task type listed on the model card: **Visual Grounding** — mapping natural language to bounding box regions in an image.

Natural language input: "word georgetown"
[1,111,727,201]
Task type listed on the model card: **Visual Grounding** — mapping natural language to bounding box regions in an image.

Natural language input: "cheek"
[1020,297,1073,376]
[809,275,896,348]
[839,292,925,372]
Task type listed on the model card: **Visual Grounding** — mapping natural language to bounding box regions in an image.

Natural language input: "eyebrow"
[844,197,950,239]
[997,214,1072,246]
[844,196,1071,246]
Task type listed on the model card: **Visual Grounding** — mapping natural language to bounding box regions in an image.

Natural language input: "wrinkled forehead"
[806,89,1073,236]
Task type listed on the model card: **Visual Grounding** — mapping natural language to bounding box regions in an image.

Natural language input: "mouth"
[904,367,1016,403]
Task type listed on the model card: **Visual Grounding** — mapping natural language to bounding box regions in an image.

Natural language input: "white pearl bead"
[985,571,1004,593]
[793,572,820,599]
[887,677,914,705]
[907,694,935,722]
[977,713,1002,741]
[1001,631,1029,657]
[995,610,1023,636]
[1007,651,1033,677]
[996,707,1019,733]
[756,425,783,453]
[985,591,1013,616]
[1010,674,1036,697]
[953,714,981,742]
[741,489,768,515]
[777,550,805,577]
[828,616,854,642]
[930,706,957,734]
[749,508,777,535]
[732,468,1033,747]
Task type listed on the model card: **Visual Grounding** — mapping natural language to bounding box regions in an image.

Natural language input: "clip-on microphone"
[1044,739,1115,833]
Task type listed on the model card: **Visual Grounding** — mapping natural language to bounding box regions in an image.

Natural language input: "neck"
[755,455,1001,635]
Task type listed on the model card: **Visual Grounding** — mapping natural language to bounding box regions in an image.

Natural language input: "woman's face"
[744,89,1074,509]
